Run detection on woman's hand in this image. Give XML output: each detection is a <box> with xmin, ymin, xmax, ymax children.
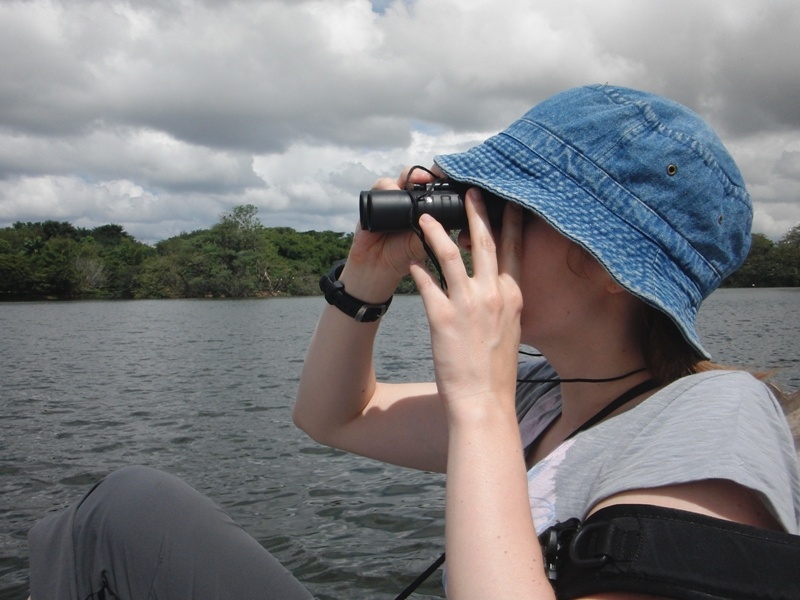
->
<box><xmin>340</xmin><ymin>166</ymin><xmax>436</xmax><ymax>300</ymax></box>
<box><xmin>409</xmin><ymin>188</ymin><xmax>525</xmax><ymax>421</ymax></box>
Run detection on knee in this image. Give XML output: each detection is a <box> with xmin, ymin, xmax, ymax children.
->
<box><xmin>76</xmin><ymin>466</ymin><xmax>214</xmax><ymax>545</ymax></box>
<box><xmin>98</xmin><ymin>465</ymin><xmax>178</xmax><ymax>500</ymax></box>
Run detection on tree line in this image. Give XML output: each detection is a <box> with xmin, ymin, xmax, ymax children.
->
<box><xmin>0</xmin><ymin>205</ymin><xmax>357</xmax><ymax>300</ymax></box>
<box><xmin>1</xmin><ymin>205</ymin><xmax>798</xmax><ymax>300</ymax></box>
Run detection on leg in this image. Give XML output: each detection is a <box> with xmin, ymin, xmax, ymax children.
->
<box><xmin>29</xmin><ymin>466</ymin><xmax>314</xmax><ymax>600</ymax></box>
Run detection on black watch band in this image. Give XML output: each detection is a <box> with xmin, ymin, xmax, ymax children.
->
<box><xmin>319</xmin><ymin>260</ymin><xmax>393</xmax><ymax>322</ymax></box>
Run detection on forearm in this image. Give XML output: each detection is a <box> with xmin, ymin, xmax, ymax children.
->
<box><xmin>444</xmin><ymin>402</ymin><xmax>554</xmax><ymax>600</ymax></box>
<box><xmin>293</xmin><ymin>262</ymin><xmax>399</xmax><ymax>443</ymax></box>
<box><xmin>293</xmin><ymin>308</ymin><xmax>379</xmax><ymax>442</ymax></box>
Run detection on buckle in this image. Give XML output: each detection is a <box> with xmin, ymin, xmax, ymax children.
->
<box><xmin>540</xmin><ymin>518</ymin><xmax>580</xmax><ymax>581</ymax></box>
<box><xmin>569</xmin><ymin>521</ymin><xmax>611</xmax><ymax>568</ymax></box>
<box><xmin>354</xmin><ymin>303</ymin><xmax>389</xmax><ymax>322</ymax></box>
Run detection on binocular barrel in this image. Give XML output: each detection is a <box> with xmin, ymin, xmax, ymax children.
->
<box><xmin>359</xmin><ymin>184</ymin><xmax>506</xmax><ymax>232</ymax></box>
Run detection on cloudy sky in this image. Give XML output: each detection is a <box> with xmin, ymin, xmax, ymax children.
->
<box><xmin>1</xmin><ymin>0</ymin><xmax>798</xmax><ymax>244</ymax></box>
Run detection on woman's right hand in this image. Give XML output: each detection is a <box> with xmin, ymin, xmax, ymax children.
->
<box><xmin>340</xmin><ymin>166</ymin><xmax>438</xmax><ymax>299</ymax></box>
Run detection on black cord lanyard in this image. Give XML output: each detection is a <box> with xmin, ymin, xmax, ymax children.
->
<box><xmin>565</xmin><ymin>377</ymin><xmax>657</xmax><ymax>439</ymax></box>
<box><xmin>393</xmin><ymin>377</ymin><xmax>659</xmax><ymax>600</ymax></box>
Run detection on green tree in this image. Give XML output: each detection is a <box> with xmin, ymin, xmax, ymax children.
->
<box><xmin>775</xmin><ymin>223</ymin><xmax>800</xmax><ymax>286</ymax></box>
<box><xmin>31</xmin><ymin>237</ymin><xmax>80</xmax><ymax>298</ymax></box>
<box><xmin>102</xmin><ymin>237</ymin><xmax>155</xmax><ymax>298</ymax></box>
<box><xmin>0</xmin><ymin>254</ymin><xmax>35</xmax><ymax>297</ymax></box>
<box><xmin>724</xmin><ymin>233</ymin><xmax>776</xmax><ymax>287</ymax></box>
<box><xmin>73</xmin><ymin>237</ymin><xmax>108</xmax><ymax>296</ymax></box>
<box><xmin>91</xmin><ymin>224</ymin><xmax>132</xmax><ymax>247</ymax></box>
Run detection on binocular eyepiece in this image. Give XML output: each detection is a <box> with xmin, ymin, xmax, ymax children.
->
<box><xmin>359</xmin><ymin>181</ymin><xmax>506</xmax><ymax>232</ymax></box>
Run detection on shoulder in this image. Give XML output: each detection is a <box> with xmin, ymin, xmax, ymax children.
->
<box><xmin>663</xmin><ymin>368</ymin><xmax>777</xmax><ymax>399</ymax></box>
<box><xmin>566</xmin><ymin>369</ymin><xmax>800</xmax><ymax>532</ymax></box>
<box><xmin>643</xmin><ymin>369</ymin><xmax>786</xmax><ymax>434</ymax></box>
<box><xmin>658</xmin><ymin>368</ymin><xmax>775</xmax><ymax>403</ymax></box>
<box><xmin>623</xmin><ymin>369</ymin><xmax>793</xmax><ymax>472</ymax></box>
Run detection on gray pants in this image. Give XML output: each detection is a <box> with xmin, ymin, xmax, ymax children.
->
<box><xmin>28</xmin><ymin>466</ymin><xmax>315</xmax><ymax>599</ymax></box>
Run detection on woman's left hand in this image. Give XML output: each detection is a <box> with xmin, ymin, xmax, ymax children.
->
<box><xmin>409</xmin><ymin>188</ymin><xmax>524</xmax><ymax>422</ymax></box>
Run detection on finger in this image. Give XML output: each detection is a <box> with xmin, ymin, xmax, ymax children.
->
<box><xmin>409</xmin><ymin>259</ymin><xmax>444</xmax><ymax>304</ymax></box>
<box><xmin>372</xmin><ymin>176</ymin><xmax>402</xmax><ymax>191</ymax></box>
<box><xmin>463</xmin><ymin>188</ymin><xmax>499</xmax><ymax>279</ymax></box>
<box><xmin>398</xmin><ymin>164</ymin><xmax>438</xmax><ymax>189</ymax></box>
<box><xmin>498</xmin><ymin>201</ymin><xmax>524</xmax><ymax>284</ymax></box>
<box><xmin>416</xmin><ymin>213</ymin><xmax>470</xmax><ymax>289</ymax></box>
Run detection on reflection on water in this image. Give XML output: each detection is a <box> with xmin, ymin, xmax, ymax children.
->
<box><xmin>1</xmin><ymin>289</ymin><xmax>798</xmax><ymax>599</ymax></box>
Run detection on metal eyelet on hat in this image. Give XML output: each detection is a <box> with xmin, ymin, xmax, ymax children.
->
<box><xmin>666</xmin><ymin>164</ymin><xmax>678</xmax><ymax>176</ymax></box>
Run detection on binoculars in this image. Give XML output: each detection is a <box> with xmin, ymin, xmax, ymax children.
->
<box><xmin>359</xmin><ymin>181</ymin><xmax>506</xmax><ymax>232</ymax></box>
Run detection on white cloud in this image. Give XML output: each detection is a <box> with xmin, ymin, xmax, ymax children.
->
<box><xmin>0</xmin><ymin>0</ymin><xmax>798</xmax><ymax>243</ymax></box>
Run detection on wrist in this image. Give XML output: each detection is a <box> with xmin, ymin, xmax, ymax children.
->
<box><xmin>337</xmin><ymin>261</ymin><xmax>403</xmax><ymax>304</ymax></box>
<box><xmin>445</xmin><ymin>390</ymin><xmax>519</xmax><ymax>430</ymax></box>
<box><xmin>320</xmin><ymin>260</ymin><xmax>394</xmax><ymax>323</ymax></box>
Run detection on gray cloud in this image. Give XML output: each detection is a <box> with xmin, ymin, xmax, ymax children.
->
<box><xmin>1</xmin><ymin>0</ymin><xmax>798</xmax><ymax>244</ymax></box>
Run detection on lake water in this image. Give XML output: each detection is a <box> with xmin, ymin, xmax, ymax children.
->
<box><xmin>1</xmin><ymin>289</ymin><xmax>799</xmax><ymax>599</ymax></box>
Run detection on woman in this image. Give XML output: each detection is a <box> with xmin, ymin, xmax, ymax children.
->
<box><xmin>294</xmin><ymin>84</ymin><xmax>800</xmax><ymax>598</ymax></box>
<box><xmin>28</xmin><ymin>85</ymin><xmax>800</xmax><ymax>599</ymax></box>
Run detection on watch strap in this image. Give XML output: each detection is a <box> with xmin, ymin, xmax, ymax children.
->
<box><xmin>319</xmin><ymin>260</ymin><xmax>393</xmax><ymax>322</ymax></box>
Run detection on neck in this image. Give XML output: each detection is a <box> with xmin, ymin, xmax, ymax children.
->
<box><xmin>536</xmin><ymin>342</ymin><xmax>652</xmax><ymax>427</ymax></box>
<box><xmin>568</xmin><ymin>366</ymin><xmax>654</xmax><ymax>427</ymax></box>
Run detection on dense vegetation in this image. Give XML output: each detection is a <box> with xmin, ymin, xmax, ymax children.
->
<box><xmin>0</xmin><ymin>205</ymin><xmax>357</xmax><ymax>300</ymax></box>
<box><xmin>1</xmin><ymin>205</ymin><xmax>798</xmax><ymax>300</ymax></box>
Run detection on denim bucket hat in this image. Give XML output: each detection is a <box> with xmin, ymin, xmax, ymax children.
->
<box><xmin>434</xmin><ymin>84</ymin><xmax>752</xmax><ymax>359</ymax></box>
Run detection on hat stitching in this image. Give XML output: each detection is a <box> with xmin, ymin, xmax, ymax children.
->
<box><xmin>435</xmin><ymin>128</ymin><xmax>712</xmax><ymax>304</ymax></box>
<box><xmin>584</xmin><ymin>90</ymin><xmax>747</xmax><ymax>281</ymax></box>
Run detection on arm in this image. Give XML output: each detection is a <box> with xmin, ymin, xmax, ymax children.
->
<box><xmin>410</xmin><ymin>192</ymin><xmax>556</xmax><ymax>598</ymax></box>
<box><xmin>293</xmin><ymin>285</ymin><xmax>448</xmax><ymax>472</ymax></box>
<box><xmin>293</xmin><ymin>168</ymin><xmax>450</xmax><ymax>473</ymax></box>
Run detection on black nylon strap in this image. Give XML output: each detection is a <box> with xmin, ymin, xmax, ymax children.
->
<box><xmin>319</xmin><ymin>260</ymin><xmax>393</xmax><ymax>322</ymax></box>
<box><xmin>553</xmin><ymin>503</ymin><xmax>800</xmax><ymax>600</ymax></box>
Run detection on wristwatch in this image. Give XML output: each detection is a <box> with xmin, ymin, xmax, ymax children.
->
<box><xmin>319</xmin><ymin>260</ymin><xmax>393</xmax><ymax>322</ymax></box>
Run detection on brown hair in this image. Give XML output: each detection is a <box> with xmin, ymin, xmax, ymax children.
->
<box><xmin>636</xmin><ymin>302</ymin><xmax>784</xmax><ymax>400</ymax></box>
<box><xmin>636</xmin><ymin>302</ymin><xmax>705</xmax><ymax>385</ymax></box>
